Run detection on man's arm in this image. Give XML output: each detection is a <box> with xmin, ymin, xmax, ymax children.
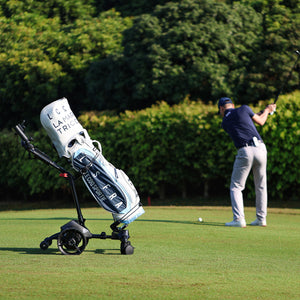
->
<box><xmin>252</xmin><ymin>104</ymin><xmax>276</xmax><ymax>126</ymax></box>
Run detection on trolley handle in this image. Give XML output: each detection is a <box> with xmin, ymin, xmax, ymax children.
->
<box><xmin>14</xmin><ymin>122</ymin><xmax>34</xmax><ymax>150</ymax></box>
<box><xmin>14</xmin><ymin>122</ymin><xmax>84</xmax><ymax>224</ymax></box>
<box><xmin>14</xmin><ymin>122</ymin><xmax>70</xmax><ymax>174</ymax></box>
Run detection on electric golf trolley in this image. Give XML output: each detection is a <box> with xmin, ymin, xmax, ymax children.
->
<box><xmin>14</xmin><ymin>98</ymin><xmax>145</xmax><ymax>255</ymax></box>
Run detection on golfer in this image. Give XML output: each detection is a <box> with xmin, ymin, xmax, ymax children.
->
<box><xmin>218</xmin><ymin>97</ymin><xmax>276</xmax><ymax>227</ymax></box>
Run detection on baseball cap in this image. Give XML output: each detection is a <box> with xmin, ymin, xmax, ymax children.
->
<box><xmin>217</xmin><ymin>97</ymin><xmax>233</xmax><ymax>114</ymax></box>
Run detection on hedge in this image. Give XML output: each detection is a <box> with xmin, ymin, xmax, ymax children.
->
<box><xmin>1</xmin><ymin>91</ymin><xmax>299</xmax><ymax>203</ymax></box>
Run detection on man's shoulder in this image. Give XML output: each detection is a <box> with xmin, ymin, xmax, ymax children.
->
<box><xmin>238</xmin><ymin>104</ymin><xmax>250</xmax><ymax>110</ymax></box>
<box><xmin>226</xmin><ymin>105</ymin><xmax>250</xmax><ymax>115</ymax></box>
<box><xmin>238</xmin><ymin>105</ymin><xmax>254</xmax><ymax>114</ymax></box>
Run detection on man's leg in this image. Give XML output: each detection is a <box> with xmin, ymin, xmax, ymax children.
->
<box><xmin>230</xmin><ymin>148</ymin><xmax>253</xmax><ymax>221</ymax></box>
<box><xmin>252</xmin><ymin>144</ymin><xmax>268</xmax><ymax>222</ymax></box>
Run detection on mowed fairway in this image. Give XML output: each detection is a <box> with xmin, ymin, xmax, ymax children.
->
<box><xmin>0</xmin><ymin>206</ymin><xmax>299</xmax><ymax>299</ymax></box>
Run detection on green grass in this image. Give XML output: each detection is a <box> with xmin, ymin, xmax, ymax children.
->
<box><xmin>0</xmin><ymin>206</ymin><xmax>299</xmax><ymax>299</ymax></box>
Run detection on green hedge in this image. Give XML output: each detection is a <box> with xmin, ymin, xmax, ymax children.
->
<box><xmin>259</xmin><ymin>91</ymin><xmax>300</xmax><ymax>200</ymax></box>
<box><xmin>1</xmin><ymin>91</ymin><xmax>299</xmax><ymax>202</ymax></box>
<box><xmin>79</xmin><ymin>100</ymin><xmax>233</xmax><ymax>199</ymax></box>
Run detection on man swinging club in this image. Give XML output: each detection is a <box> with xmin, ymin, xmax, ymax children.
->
<box><xmin>218</xmin><ymin>97</ymin><xmax>276</xmax><ymax>227</ymax></box>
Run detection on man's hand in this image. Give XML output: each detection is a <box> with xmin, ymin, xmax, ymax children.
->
<box><xmin>253</xmin><ymin>103</ymin><xmax>277</xmax><ymax>126</ymax></box>
<box><xmin>266</xmin><ymin>103</ymin><xmax>276</xmax><ymax>115</ymax></box>
<box><xmin>257</xmin><ymin>104</ymin><xmax>276</xmax><ymax>116</ymax></box>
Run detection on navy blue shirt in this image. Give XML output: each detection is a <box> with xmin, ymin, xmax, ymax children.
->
<box><xmin>221</xmin><ymin>105</ymin><xmax>262</xmax><ymax>149</ymax></box>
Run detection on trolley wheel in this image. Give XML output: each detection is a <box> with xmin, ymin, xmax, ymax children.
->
<box><xmin>57</xmin><ymin>228</ymin><xmax>87</xmax><ymax>255</ymax></box>
<box><xmin>40</xmin><ymin>241</ymin><xmax>49</xmax><ymax>250</ymax></box>
<box><xmin>40</xmin><ymin>239</ymin><xmax>52</xmax><ymax>250</ymax></box>
<box><xmin>120</xmin><ymin>241</ymin><xmax>134</xmax><ymax>255</ymax></box>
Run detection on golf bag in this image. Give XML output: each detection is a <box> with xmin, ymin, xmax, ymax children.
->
<box><xmin>40</xmin><ymin>98</ymin><xmax>144</xmax><ymax>225</ymax></box>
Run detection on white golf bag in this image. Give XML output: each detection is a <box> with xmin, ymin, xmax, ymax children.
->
<box><xmin>40</xmin><ymin>98</ymin><xmax>144</xmax><ymax>225</ymax></box>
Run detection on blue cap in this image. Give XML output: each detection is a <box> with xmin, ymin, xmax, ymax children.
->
<box><xmin>218</xmin><ymin>97</ymin><xmax>233</xmax><ymax>113</ymax></box>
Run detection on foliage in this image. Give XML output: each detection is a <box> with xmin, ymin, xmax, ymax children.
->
<box><xmin>79</xmin><ymin>99</ymin><xmax>231</xmax><ymax>198</ymax></box>
<box><xmin>235</xmin><ymin>0</ymin><xmax>300</xmax><ymax>102</ymax></box>
<box><xmin>87</xmin><ymin>0</ymin><xmax>261</xmax><ymax>110</ymax></box>
<box><xmin>2</xmin><ymin>91</ymin><xmax>299</xmax><ymax>202</ymax></box>
<box><xmin>260</xmin><ymin>90</ymin><xmax>300</xmax><ymax>200</ymax></box>
<box><xmin>86</xmin><ymin>0</ymin><xmax>299</xmax><ymax>111</ymax></box>
<box><xmin>0</xmin><ymin>127</ymin><xmax>70</xmax><ymax>199</ymax></box>
<box><xmin>0</xmin><ymin>0</ymin><xmax>97</xmax><ymax>21</ymax></box>
<box><xmin>0</xmin><ymin>1</ymin><xmax>299</xmax><ymax>202</ymax></box>
<box><xmin>94</xmin><ymin>0</ymin><xmax>173</xmax><ymax>17</ymax></box>
<box><xmin>0</xmin><ymin>7</ymin><xmax>132</xmax><ymax>129</ymax></box>
<box><xmin>1</xmin><ymin>0</ymin><xmax>299</xmax><ymax>129</ymax></box>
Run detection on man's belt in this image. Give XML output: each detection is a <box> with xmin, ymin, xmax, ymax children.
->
<box><xmin>238</xmin><ymin>139</ymin><xmax>264</xmax><ymax>149</ymax></box>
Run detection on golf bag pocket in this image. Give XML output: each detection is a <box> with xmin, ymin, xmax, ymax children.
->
<box><xmin>72</xmin><ymin>148</ymin><xmax>144</xmax><ymax>224</ymax></box>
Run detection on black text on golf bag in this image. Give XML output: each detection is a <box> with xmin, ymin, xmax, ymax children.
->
<box><xmin>73</xmin><ymin>152</ymin><xmax>127</xmax><ymax>213</ymax></box>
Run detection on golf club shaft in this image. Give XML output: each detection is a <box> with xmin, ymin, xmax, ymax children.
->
<box><xmin>274</xmin><ymin>50</ymin><xmax>300</xmax><ymax>104</ymax></box>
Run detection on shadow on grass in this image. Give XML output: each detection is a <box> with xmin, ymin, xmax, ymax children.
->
<box><xmin>0</xmin><ymin>247</ymin><xmax>58</xmax><ymax>255</ymax></box>
<box><xmin>0</xmin><ymin>246</ymin><xmax>126</xmax><ymax>256</ymax></box>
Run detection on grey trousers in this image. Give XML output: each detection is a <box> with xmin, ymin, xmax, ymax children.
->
<box><xmin>230</xmin><ymin>143</ymin><xmax>267</xmax><ymax>221</ymax></box>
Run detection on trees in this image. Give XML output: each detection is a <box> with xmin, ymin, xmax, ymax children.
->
<box><xmin>235</xmin><ymin>0</ymin><xmax>300</xmax><ymax>103</ymax></box>
<box><xmin>0</xmin><ymin>0</ymin><xmax>299</xmax><ymax>202</ymax></box>
<box><xmin>87</xmin><ymin>0</ymin><xmax>299</xmax><ymax>111</ymax></box>
<box><xmin>0</xmin><ymin>0</ymin><xmax>299</xmax><ymax>128</ymax></box>
<box><xmin>0</xmin><ymin>6</ymin><xmax>132</xmax><ymax>129</ymax></box>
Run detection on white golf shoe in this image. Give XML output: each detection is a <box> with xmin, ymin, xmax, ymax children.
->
<box><xmin>225</xmin><ymin>219</ymin><xmax>246</xmax><ymax>228</ymax></box>
<box><xmin>250</xmin><ymin>219</ymin><xmax>267</xmax><ymax>227</ymax></box>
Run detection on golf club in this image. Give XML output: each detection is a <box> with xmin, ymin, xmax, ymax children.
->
<box><xmin>269</xmin><ymin>50</ymin><xmax>299</xmax><ymax>115</ymax></box>
<box><xmin>274</xmin><ymin>50</ymin><xmax>300</xmax><ymax>104</ymax></box>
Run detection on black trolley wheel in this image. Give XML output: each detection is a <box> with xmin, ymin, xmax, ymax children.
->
<box><xmin>40</xmin><ymin>238</ymin><xmax>52</xmax><ymax>250</ymax></box>
<box><xmin>120</xmin><ymin>241</ymin><xmax>134</xmax><ymax>255</ymax></box>
<box><xmin>57</xmin><ymin>228</ymin><xmax>87</xmax><ymax>255</ymax></box>
<box><xmin>40</xmin><ymin>241</ymin><xmax>49</xmax><ymax>250</ymax></box>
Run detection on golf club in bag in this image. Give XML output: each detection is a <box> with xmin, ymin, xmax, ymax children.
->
<box><xmin>14</xmin><ymin>98</ymin><xmax>145</xmax><ymax>255</ymax></box>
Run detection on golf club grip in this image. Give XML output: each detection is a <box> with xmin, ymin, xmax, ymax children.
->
<box><xmin>269</xmin><ymin>108</ymin><xmax>276</xmax><ymax>115</ymax></box>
